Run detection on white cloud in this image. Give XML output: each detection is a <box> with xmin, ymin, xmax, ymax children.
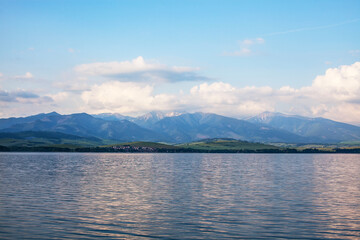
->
<box><xmin>76</xmin><ymin>56</ymin><xmax>161</xmax><ymax>75</ymax></box>
<box><xmin>190</xmin><ymin>82</ymin><xmax>237</xmax><ymax>104</ymax></box>
<box><xmin>75</xmin><ymin>56</ymin><xmax>206</xmax><ymax>82</ymax></box>
<box><xmin>194</xmin><ymin>61</ymin><xmax>360</xmax><ymax>122</ymax></box>
<box><xmin>81</xmin><ymin>81</ymin><xmax>177</xmax><ymax>114</ymax></box>
<box><xmin>295</xmin><ymin>62</ymin><xmax>360</xmax><ymax>122</ymax></box>
<box><xmin>76</xmin><ymin>61</ymin><xmax>360</xmax><ymax>123</ymax></box>
<box><xmin>0</xmin><ymin>72</ymin><xmax>3</xmax><ymax>78</ymax></box>
<box><xmin>225</xmin><ymin>37</ymin><xmax>265</xmax><ymax>57</ymax></box>
<box><xmin>2</xmin><ymin>61</ymin><xmax>360</xmax><ymax>124</ymax></box>
<box><xmin>79</xmin><ymin>80</ymin><xmax>276</xmax><ymax>117</ymax></box>
<box><xmin>186</xmin><ymin>62</ymin><xmax>360</xmax><ymax>122</ymax></box>
<box><xmin>14</xmin><ymin>72</ymin><xmax>34</xmax><ymax>79</ymax></box>
<box><xmin>301</xmin><ymin>62</ymin><xmax>360</xmax><ymax>102</ymax></box>
<box><xmin>188</xmin><ymin>82</ymin><xmax>275</xmax><ymax>116</ymax></box>
<box><xmin>51</xmin><ymin>92</ymin><xmax>70</xmax><ymax>102</ymax></box>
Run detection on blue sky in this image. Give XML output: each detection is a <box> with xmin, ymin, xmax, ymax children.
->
<box><xmin>1</xmin><ymin>0</ymin><xmax>360</xmax><ymax>123</ymax></box>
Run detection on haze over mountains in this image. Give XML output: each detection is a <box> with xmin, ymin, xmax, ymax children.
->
<box><xmin>0</xmin><ymin>112</ymin><xmax>166</xmax><ymax>142</ymax></box>
<box><xmin>1</xmin><ymin>111</ymin><xmax>360</xmax><ymax>144</ymax></box>
<box><xmin>248</xmin><ymin>112</ymin><xmax>360</xmax><ymax>143</ymax></box>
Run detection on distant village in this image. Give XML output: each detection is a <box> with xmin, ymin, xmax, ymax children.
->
<box><xmin>111</xmin><ymin>145</ymin><xmax>158</xmax><ymax>152</ymax></box>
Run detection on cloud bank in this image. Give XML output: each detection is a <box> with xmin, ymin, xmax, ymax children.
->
<box><xmin>2</xmin><ymin>60</ymin><xmax>360</xmax><ymax>124</ymax></box>
<box><xmin>79</xmin><ymin>61</ymin><xmax>360</xmax><ymax>123</ymax></box>
<box><xmin>0</xmin><ymin>89</ymin><xmax>52</xmax><ymax>107</ymax></box>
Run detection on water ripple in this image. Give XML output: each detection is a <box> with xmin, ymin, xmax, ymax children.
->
<box><xmin>0</xmin><ymin>153</ymin><xmax>360</xmax><ymax>239</ymax></box>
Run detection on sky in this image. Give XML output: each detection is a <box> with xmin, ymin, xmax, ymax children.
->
<box><xmin>0</xmin><ymin>0</ymin><xmax>360</xmax><ymax>123</ymax></box>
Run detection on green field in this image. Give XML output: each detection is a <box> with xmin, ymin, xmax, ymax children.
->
<box><xmin>179</xmin><ymin>138</ymin><xmax>280</xmax><ymax>151</ymax></box>
<box><xmin>1</xmin><ymin>132</ymin><xmax>359</xmax><ymax>153</ymax></box>
<box><xmin>0</xmin><ymin>131</ymin><xmax>116</xmax><ymax>149</ymax></box>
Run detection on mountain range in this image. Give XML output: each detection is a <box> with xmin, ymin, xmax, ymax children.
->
<box><xmin>0</xmin><ymin>112</ymin><xmax>166</xmax><ymax>142</ymax></box>
<box><xmin>248</xmin><ymin>112</ymin><xmax>360</xmax><ymax>143</ymax></box>
<box><xmin>1</xmin><ymin>111</ymin><xmax>360</xmax><ymax>144</ymax></box>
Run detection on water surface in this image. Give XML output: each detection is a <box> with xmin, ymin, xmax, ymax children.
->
<box><xmin>0</xmin><ymin>153</ymin><xmax>359</xmax><ymax>239</ymax></box>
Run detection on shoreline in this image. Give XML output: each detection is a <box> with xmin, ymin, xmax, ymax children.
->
<box><xmin>1</xmin><ymin>147</ymin><xmax>359</xmax><ymax>154</ymax></box>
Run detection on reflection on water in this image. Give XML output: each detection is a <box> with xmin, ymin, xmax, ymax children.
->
<box><xmin>0</xmin><ymin>153</ymin><xmax>359</xmax><ymax>239</ymax></box>
<box><xmin>312</xmin><ymin>155</ymin><xmax>360</xmax><ymax>239</ymax></box>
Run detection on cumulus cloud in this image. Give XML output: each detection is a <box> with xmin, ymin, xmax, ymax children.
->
<box><xmin>75</xmin><ymin>56</ymin><xmax>207</xmax><ymax>82</ymax></box>
<box><xmin>75</xmin><ymin>61</ymin><xmax>360</xmax><ymax>123</ymax></box>
<box><xmin>78</xmin><ymin>80</ymin><xmax>276</xmax><ymax>117</ymax></box>
<box><xmin>188</xmin><ymin>82</ymin><xmax>275</xmax><ymax>116</ymax></box>
<box><xmin>296</xmin><ymin>62</ymin><xmax>360</xmax><ymax>121</ymax></box>
<box><xmin>3</xmin><ymin>61</ymin><xmax>360</xmax><ymax>124</ymax></box>
<box><xmin>81</xmin><ymin>81</ymin><xmax>177</xmax><ymax>114</ymax></box>
<box><xmin>186</xmin><ymin>62</ymin><xmax>360</xmax><ymax>122</ymax></box>
<box><xmin>14</xmin><ymin>72</ymin><xmax>34</xmax><ymax>79</ymax></box>
<box><xmin>302</xmin><ymin>62</ymin><xmax>360</xmax><ymax>102</ymax></box>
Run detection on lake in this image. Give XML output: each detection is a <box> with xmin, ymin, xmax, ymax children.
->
<box><xmin>0</xmin><ymin>153</ymin><xmax>359</xmax><ymax>239</ymax></box>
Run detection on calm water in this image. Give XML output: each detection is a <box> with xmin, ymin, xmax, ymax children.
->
<box><xmin>0</xmin><ymin>153</ymin><xmax>359</xmax><ymax>239</ymax></box>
